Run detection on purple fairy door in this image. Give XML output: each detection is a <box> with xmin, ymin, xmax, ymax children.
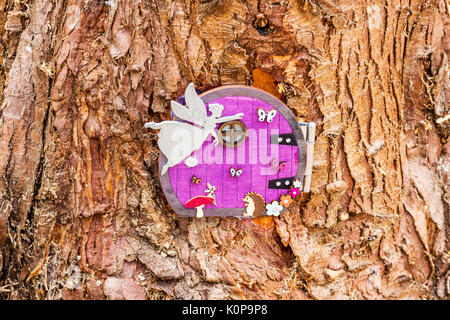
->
<box><xmin>159</xmin><ymin>86</ymin><xmax>306</xmax><ymax>218</ymax></box>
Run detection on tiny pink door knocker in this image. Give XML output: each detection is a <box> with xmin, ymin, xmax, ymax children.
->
<box><xmin>145</xmin><ymin>83</ymin><xmax>316</xmax><ymax>218</ymax></box>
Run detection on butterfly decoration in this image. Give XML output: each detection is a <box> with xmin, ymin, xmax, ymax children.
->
<box><xmin>271</xmin><ymin>158</ymin><xmax>287</xmax><ymax>173</ymax></box>
<box><xmin>230</xmin><ymin>167</ymin><xmax>243</xmax><ymax>177</ymax></box>
<box><xmin>258</xmin><ymin>107</ymin><xmax>277</xmax><ymax>123</ymax></box>
<box><xmin>191</xmin><ymin>175</ymin><xmax>202</xmax><ymax>184</ymax></box>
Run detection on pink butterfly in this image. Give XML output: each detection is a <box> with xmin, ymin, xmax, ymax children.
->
<box><xmin>271</xmin><ymin>158</ymin><xmax>287</xmax><ymax>173</ymax></box>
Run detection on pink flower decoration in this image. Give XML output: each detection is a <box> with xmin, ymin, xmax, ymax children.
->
<box><xmin>289</xmin><ymin>187</ymin><xmax>301</xmax><ymax>198</ymax></box>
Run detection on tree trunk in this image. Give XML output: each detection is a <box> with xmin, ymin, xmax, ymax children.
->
<box><xmin>0</xmin><ymin>0</ymin><xmax>448</xmax><ymax>300</ymax></box>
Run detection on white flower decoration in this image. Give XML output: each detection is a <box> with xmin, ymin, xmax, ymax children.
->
<box><xmin>184</xmin><ymin>157</ymin><xmax>198</xmax><ymax>168</ymax></box>
<box><xmin>266</xmin><ymin>201</ymin><xmax>283</xmax><ymax>216</ymax></box>
<box><xmin>293</xmin><ymin>179</ymin><xmax>303</xmax><ymax>189</ymax></box>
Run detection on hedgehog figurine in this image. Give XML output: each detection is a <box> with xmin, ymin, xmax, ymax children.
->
<box><xmin>242</xmin><ymin>192</ymin><xmax>265</xmax><ymax>217</ymax></box>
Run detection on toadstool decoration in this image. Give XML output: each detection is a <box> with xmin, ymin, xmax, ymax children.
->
<box><xmin>185</xmin><ymin>196</ymin><xmax>214</xmax><ymax>218</ymax></box>
<box><xmin>184</xmin><ymin>182</ymin><xmax>216</xmax><ymax>218</ymax></box>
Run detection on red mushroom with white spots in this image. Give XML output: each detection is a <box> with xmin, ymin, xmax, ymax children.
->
<box><xmin>185</xmin><ymin>196</ymin><xmax>215</xmax><ymax>218</ymax></box>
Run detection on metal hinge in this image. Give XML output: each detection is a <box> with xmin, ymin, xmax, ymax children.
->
<box><xmin>299</xmin><ymin>122</ymin><xmax>316</xmax><ymax>193</ymax></box>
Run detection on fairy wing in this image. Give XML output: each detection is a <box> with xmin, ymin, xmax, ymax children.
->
<box><xmin>184</xmin><ymin>82</ymin><xmax>207</xmax><ymax>122</ymax></box>
<box><xmin>171</xmin><ymin>101</ymin><xmax>204</xmax><ymax>126</ymax></box>
<box><xmin>170</xmin><ymin>83</ymin><xmax>207</xmax><ymax>126</ymax></box>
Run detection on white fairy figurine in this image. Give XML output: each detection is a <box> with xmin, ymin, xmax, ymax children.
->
<box><xmin>144</xmin><ymin>83</ymin><xmax>244</xmax><ymax>175</ymax></box>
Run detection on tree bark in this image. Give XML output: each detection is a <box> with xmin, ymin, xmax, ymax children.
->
<box><xmin>0</xmin><ymin>0</ymin><xmax>448</xmax><ymax>300</ymax></box>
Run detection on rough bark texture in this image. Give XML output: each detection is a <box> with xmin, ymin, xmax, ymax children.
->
<box><xmin>0</xmin><ymin>0</ymin><xmax>448</xmax><ymax>300</ymax></box>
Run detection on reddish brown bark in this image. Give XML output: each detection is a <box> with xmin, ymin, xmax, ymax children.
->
<box><xmin>0</xmin><ymin>0</ymin><xmax>448</xmax><ymax>299</ymax></box>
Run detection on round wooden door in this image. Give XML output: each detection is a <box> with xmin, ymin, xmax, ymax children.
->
<box><xmin>159</xmin><ymin>86</ymin><xmax>307</xmax><ymax>217</ymax></box>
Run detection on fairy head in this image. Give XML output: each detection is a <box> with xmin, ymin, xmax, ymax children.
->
<box><xmin>208</xmin><ymin>103</ymin><xmax>224</xmax><ymax>119</ymax></box>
